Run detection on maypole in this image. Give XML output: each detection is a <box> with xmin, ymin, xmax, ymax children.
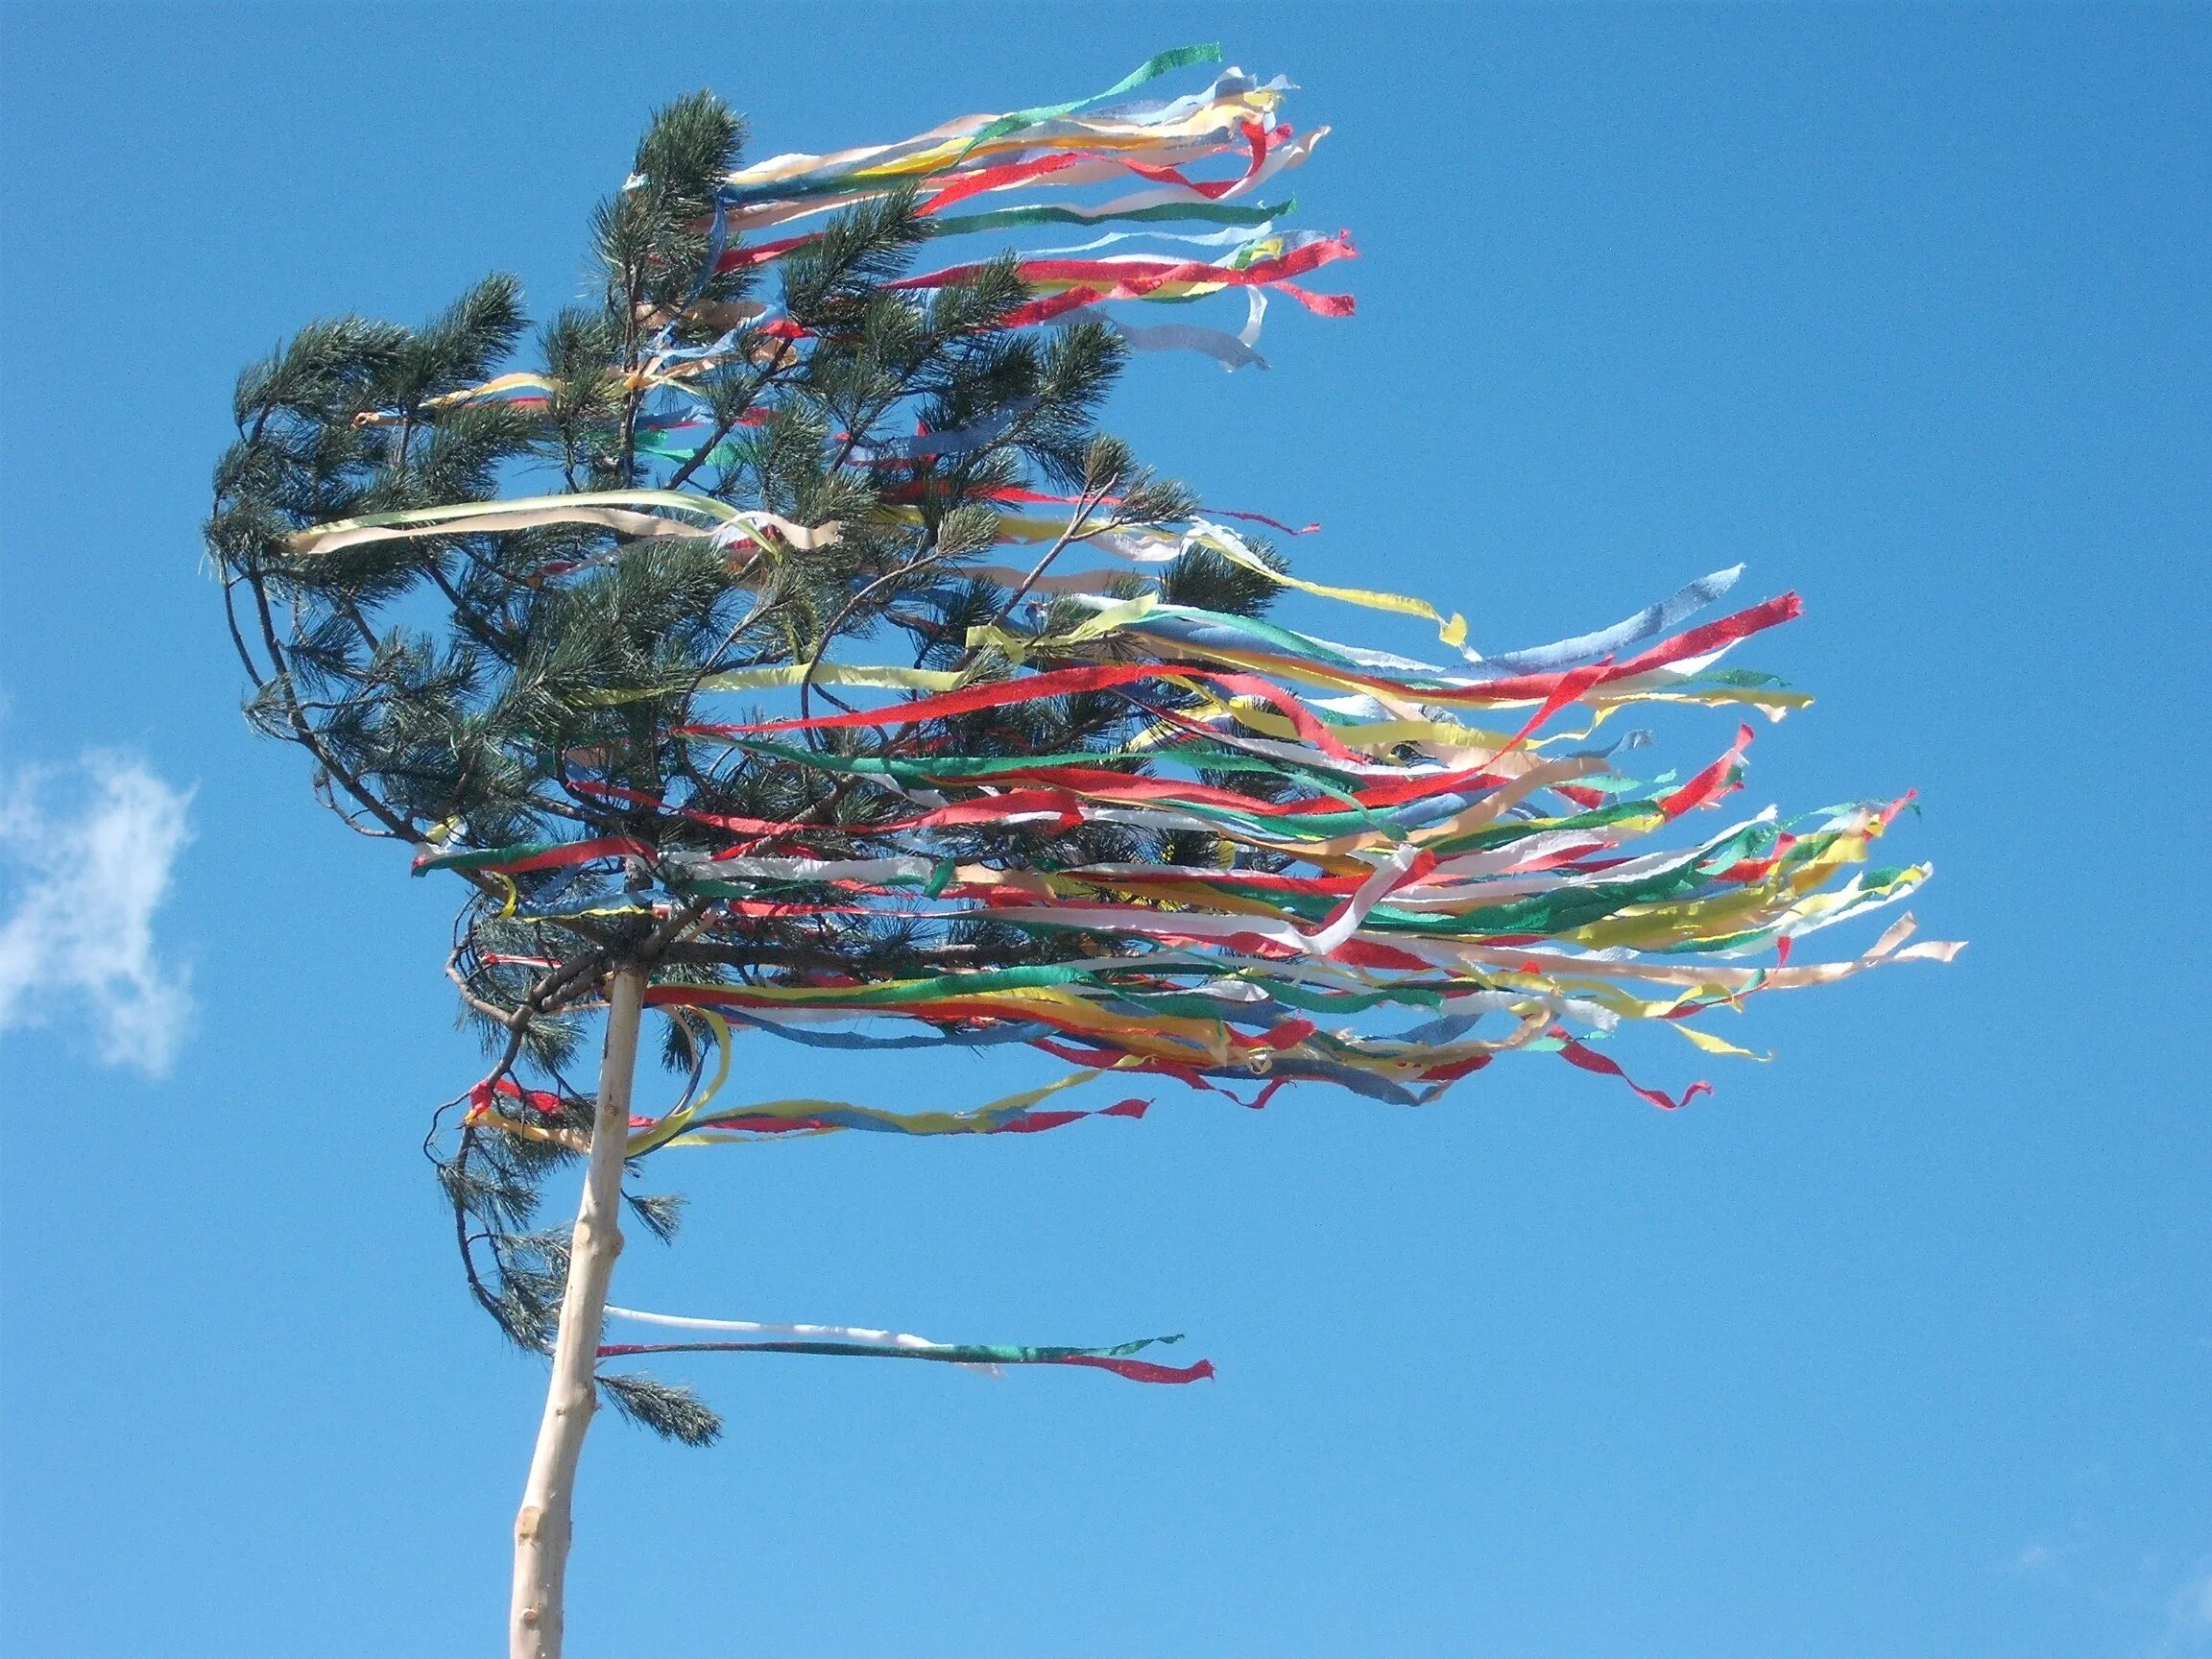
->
<box><xmin>209</xmin><ymin>48</ymin><xmax>1959</xmax><ymax>1656</ymax></box>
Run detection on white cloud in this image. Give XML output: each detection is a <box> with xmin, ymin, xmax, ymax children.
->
<box><xmin>0</xmin><ymin>751</ymin><xmax>195</xmax><ymax>1075</ymax></box>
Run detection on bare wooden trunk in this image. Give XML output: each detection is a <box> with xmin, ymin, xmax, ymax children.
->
<box><xmin>510</xmin><ymin>965</ymin><xmax>643</xmax><ymax>1659</ymax></box>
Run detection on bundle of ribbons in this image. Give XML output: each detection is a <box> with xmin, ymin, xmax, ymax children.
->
<box><xmin>419</xmin><ymin>534</ymin><xmax>1958</xmax><ymax>1133</ymax></box>
<box><xmin>373</xmin><ymin>40</ymin><xmax>1347</xmax><ymax>451</ymax></box>
<box><xmin>704</xmin><ymin>41</ymin><xmax>1347</xmax><ymax>369</ymax></box>
<box><xmin>323</xmin><ymin>51</ymin><xmax>1957</xmax><ymax>1385</ymax></box>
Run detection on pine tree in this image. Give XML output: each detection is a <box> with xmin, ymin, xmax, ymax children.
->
<box><xmin>209</xmin><ymin>59</ymin><xmax>1952</xmax><ymax>1658</ymax></box>
<box><xmin>209</xmin><ymin>84</ymin><xmax>1282</xmax><ymax>1656</ymax></box>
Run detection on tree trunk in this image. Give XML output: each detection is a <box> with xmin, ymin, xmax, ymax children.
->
<box><xmin>510</xmin><ymin>965</ymin><xmax>644</xmax><ymax>1659</ymax></box>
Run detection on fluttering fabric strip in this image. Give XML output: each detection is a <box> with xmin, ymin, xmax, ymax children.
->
<box><xmin>599</xmin><ymin>1308</ymin><xmax>1214</xmax><ymax>1384</ymax></box>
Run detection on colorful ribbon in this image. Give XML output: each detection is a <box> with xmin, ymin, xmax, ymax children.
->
<box><xmin>376</xmin><ymin>53</ymin><xmax>1960</xmax><ymax>1396</ymax></box>
<box><xmin>600</xmin><ymin>1309</ymin><xmax>1213</xmax><ymax>1385</ymax></box>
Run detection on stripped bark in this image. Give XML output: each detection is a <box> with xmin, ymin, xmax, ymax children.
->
<box><xmin>510</xmin><ymin>966</ymin><xmax>643</xmax><ymax>1659</ymax></box>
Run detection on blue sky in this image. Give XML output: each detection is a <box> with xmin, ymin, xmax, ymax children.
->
<box><xmin>2</xmin><ymin>6</ymin><xmax>2206</xmax><ymax>1655</ymax></box>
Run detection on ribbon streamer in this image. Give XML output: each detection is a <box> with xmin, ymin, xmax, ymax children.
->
<box><xmin>600</xmin><ymin>1308</ymin><xmax>1213</xmax><ymax>1384</ymax></box>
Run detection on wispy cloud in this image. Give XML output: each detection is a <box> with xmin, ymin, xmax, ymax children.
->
<box><xmin>0</xmin><ymin>751</ymin><xmax>195</xmax><ymax>1075</ymax></box>
<box><xmin>2149</xmin><ymin>1555</ymin><xmax>2212</xmax><ymax>1658</ymax></box>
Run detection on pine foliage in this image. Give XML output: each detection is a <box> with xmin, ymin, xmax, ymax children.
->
<box><xmin>211</xmin><ymin>92</ymin><xmax>1288</xmax><ymax>1443</ymax></box>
